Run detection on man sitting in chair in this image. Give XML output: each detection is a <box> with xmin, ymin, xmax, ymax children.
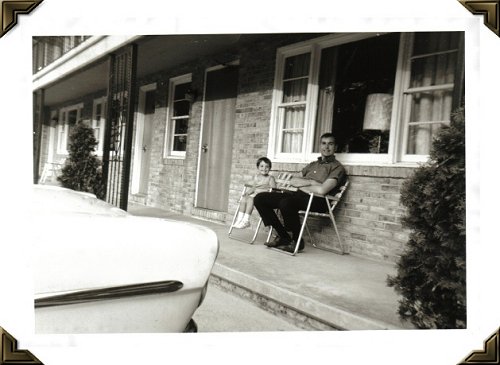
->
<box><xmin>254</xmin><ymin>133</ymin><xmax>346</xmax><ymax>253</ymax></box>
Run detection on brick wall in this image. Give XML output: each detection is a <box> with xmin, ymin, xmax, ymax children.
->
<box><xmin>334</xmin><ymin>166</ymin><xmax>413</xmax><ymax>262</ymax></box>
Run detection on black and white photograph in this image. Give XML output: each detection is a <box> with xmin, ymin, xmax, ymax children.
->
<box><xmin>0</xmin><ymin>0</ymin><xmax>497</xmax><ymax>364</ymax></box>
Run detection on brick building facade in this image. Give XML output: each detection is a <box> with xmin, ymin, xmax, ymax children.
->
<box><xmin>34</xmin><ymin>32</ymin><xmax>464</xmax><ymax>263</ymax></box>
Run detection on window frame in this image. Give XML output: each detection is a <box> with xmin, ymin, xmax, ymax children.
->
<box><xmin>92</xmin><ymin>96</ymin><xmax>107</xmax><ymax>155</ymax></box>
<box><xmin>397</xmin><ymin>32</ymin><xmax>462</xmax><ymax>163</ymax></box>
<box><xmin>56</xmin><ymin>103</ymin><xmax>83</xmax><ymax>155</ymax></box>
<box><xmin>268</xmin><ymin>32</ymin><xmax>464</xmax><ymax>165</ymax></box>
<box><xmin>163</xmin><ymin>73</ymin><xmax>192</xmax><ymax>159</ymax></box>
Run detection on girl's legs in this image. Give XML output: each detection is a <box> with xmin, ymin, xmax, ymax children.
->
<box><xmin>244</xmin><ymin>197</ymin><xmax>254</xmax><ymax>215</ymax></box>
<box><xmin>234</xmin><ymin>197</ymin><xmax>253</xmax><ymax>228</ymax></box>
<box><xmin>233</xmin><ymin>199</ymin><xmax>247</xmax><ymax>226</ymax></box>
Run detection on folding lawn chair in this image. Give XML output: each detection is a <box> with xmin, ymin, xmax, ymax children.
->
<box><xmin>267</xmin><ymin>179</ymin><xmax>349</xmax><ymax>256</ymax></box>
<box><xmin>39</xmin><ymin>159</ymin><xmax>66</xmax><ymax>184</ymax></box>
<box><xmin>228</xmin><ymin>172</ymin><xmax>293</xmax><ymax>244</ymax></box>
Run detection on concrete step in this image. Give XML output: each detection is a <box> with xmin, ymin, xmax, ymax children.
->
<box><xmin>211</xmin><ymin>262</ymin><xmax>400</xmax><ymax>331</ymax></box>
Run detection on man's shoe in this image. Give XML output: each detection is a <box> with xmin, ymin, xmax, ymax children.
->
<box><xmin>265</xmin><ymin>236</ymin><xmax>291</xmax><ymax>248</ymax></box>
<box><xmin>280</xmin><ymin>240</ymin><xmax>305</xmax><ymax>253</ymax></box>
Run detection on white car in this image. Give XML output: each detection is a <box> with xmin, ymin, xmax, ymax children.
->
<box><xmin>32</xmin><ymin>185</ymin><xmax>219</xmax><ymax>333</ymax></box>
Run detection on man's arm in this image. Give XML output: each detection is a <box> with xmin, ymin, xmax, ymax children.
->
<box><xmin>289</xmin><ymin>176</ymin><xmax>315</xmax><ymax>187</ymax></box>
<box><xmin>299</xmin><ymin>178</ymin><xmax>338</xmax><ymax>196</ymax></box>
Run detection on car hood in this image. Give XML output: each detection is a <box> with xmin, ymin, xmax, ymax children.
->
<box><xmin>32</xmin><ymin>185</ymin><xmax>219</xmax><ymax>296</ymax></box>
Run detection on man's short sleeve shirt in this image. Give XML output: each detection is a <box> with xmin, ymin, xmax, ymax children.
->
<box><xmin>301</xmin><ymin>155</ymin><xmax>346</xmax><ymax>184</ymax></box>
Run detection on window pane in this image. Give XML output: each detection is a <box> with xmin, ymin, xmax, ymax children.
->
<box><xmin>406</xmin><ymin>90</ymin><xmax>452</xmax><ymax>154</ymax></box>
<box><xmin>322</xmin><ymin>33</ymin><xmax>400</xmax><ymax>153</ymax></box>
<box><xmin>412</xmin><ymin>32</ymin><xmax>460</xmax><ymax>56</ymax></box>
<box><xmin>93</xmin><ymin>127</ymin><xmax>100</xmax><ymax>142</ymax></box>
<box><xmin>173</xmin><ymin>135</ymin><xmax>187</xmax><ymax>152</ymax></box>
<box><xmin>284</xmin><ymin>53</ymin><xmax>310</xmax><ymax>79</ymax></box>
<box><xmin>174</xmin><ymin>82</ymin><xmax>191</xmax><ymax>100</ymax></box>
<box><xmin>281</xmin><ymin>131</ymin><xmax>303</xmax><ymax>153</ymax></box>
<box><xmin>174</xmin><ymin>118</ymin><xmax>189</xmax><ymax>134</ymax></box>
<box><xmin>173</xmin><ymin>100</ymin><xmax>190</xmax><ymax>117</ymax></box>
<box><xmin>283</xmin><ymin>79</ymin><xmax>308</xmax><ymax>103</ymax></box>
<box><xmin>66</xmin><ymin>110</ymin><xmax>79</xmax><ymax>149</ymax></box>
<box><xmin>410</xmin><ymin>53</ymin><xmax>457</xmax><ymax>88</ymax></box>
<box><xmin>280</xmin><ymin>105</ymin><xmax>305</xmax><ymax>153</ymax></box>
<box><xmin>405</xmin><ymin>32</ymin><xmax>461</xmax><ymax>156</ymax></box>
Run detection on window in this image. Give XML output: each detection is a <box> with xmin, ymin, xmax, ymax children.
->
<box><xmin>57</xmin><ymin>103</ymin><xmax>83</xmax><ymax>154</ymax></box>
<box><xmin>278</xmin><ymin>52</ymin><xmax>310</xmax><ymax>154</ymax></box>
<box><xmin>269</xmin><ymin>32</ymin><xmax>464</xmax><ymax>164</ymax></box>
<box><xmin>164</xmin><ymin>74</ymin><xmax>192</xmax><ymax>158</ymax></box>
<box><xmin>400</xmin><ymin>32</ymin><xmax>463</xmax><ymax>161</ymax></box>
<box><xmin>92</xmin><ymin>97</ymin><xmax>107</xmax><ymax>154</ymax></box>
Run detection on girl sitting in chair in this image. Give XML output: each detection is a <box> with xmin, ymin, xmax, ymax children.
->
<box><xmin>233</xmin><ymin>157</ymin><xmax>276</xmax><ymax>229</ymax></box>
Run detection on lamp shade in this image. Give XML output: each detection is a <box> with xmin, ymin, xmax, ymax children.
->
<box><xmin>362</xmin><ymin>93</ymin><xmax>393</xmax><ymax>131</ymax></box>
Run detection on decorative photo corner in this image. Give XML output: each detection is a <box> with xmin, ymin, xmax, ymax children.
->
<box><xmin>0</xmin><ymin>0</ymin><xmax>43</xmax><ymax>39</ymax></box>
<box><xmin>458</xmin><ymin>328</ymin><xmax>500</xmax><ymax>364</ymax></box>
<box><xmin>0</xmin><ymin>327</ymin><xmax>43</xmax><ymax>365</ymax></box>
<box><xmin>459</xmin><ymin>0</ymin><xmax>500</xmax><ymax>37</ymax></box>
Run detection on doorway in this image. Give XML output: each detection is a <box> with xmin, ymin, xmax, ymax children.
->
<box><xmin>196</xmin><ymin>65</ymin><xmax>239</xmax><ymax>212</ymax></box>
<box><xmin>131</xmin><ymin>84</ymin><xmax>156</xmax><ymax>195</ymax></box>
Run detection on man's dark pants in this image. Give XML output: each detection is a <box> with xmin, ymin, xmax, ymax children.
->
<box><xmin>254</xmin><ymin>190</ymin><xmax>328</xmax><ymax>243</ymax></box>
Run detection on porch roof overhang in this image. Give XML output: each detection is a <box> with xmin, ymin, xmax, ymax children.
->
<box><xmin>33</xmin><ymin>34</ymin><xmax>242</xmax><ymax>107</ymax></box>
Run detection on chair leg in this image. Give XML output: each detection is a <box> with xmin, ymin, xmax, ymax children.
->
<box><xmin>265</xmin><ymin>225</ymin><xmax>274</xmax><ymax>243</ymax></box>
<box><xmin>227</xmin><ymin>204</ymin><xmax>242</xmax><ymax>235</ymax></box>
<box><xmin>228</xmin><ymin>216</ymin><xmax>263</xmax><ymax>244</ymax></box>
<box><xmin>304</xmin><ymin>222</ymin><xmax>313</xmax><ymax>243</ymax></box>
<box><xmin>270</xmin><ymin>194</ymin><xmax>313</xmax><ymax>256</ymax></box>
<box><xmin>228</xmin><ymin>187</ymin><xmax>262</xmax><ymax>244</ymax></box>
<box><xmin>228</xmin><ymin>187</ymin><xmax>248</xmax><ymax>235</ymax></box>
<box><xmin>329</xmin><ymin>213</ymin><xmax>345</xmax><ymax>254</ymax></box>
<box><xmin>309</xmin><ymin>209</ymin><xmax>345</xmax><ymax>255</ymax></box>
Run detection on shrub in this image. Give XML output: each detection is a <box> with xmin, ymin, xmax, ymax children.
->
<box><xmin>387</xmin><ymin>106</ymin><xmax>466</xmax><ymax>329</ymax></box>
<box><xmin>57</xmin><ymin>121</ymin><xmax>105</xmax><ymax>199</ymax></box>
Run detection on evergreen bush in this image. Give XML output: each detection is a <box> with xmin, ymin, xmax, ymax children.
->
<box><xmin>57</xmin><ymin>121</ymin><xmax>105</xmax><ymax>199</ymax></box>
<box><xmin>387</xmin><ymin>106</ymin><xmax>466</xmax><ymax>329</ymax></box>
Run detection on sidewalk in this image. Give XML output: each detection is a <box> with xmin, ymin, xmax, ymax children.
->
<box><xmin>128</xmin><ymin>203</ymin><xmax>414</xmax><ymax>331</ymax></box>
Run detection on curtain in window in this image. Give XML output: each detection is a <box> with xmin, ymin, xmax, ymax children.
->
<box><xmin>314</xmin><ymin>47</ymin><xmax>337</xmax><ymax>152</ymax></box>
<box><xmin>407</xmin><ymin>33</ymin><xmax>458</xmax><ymax>154</ymax></box>
<box><xmin>280</xmin><ymin>53</ymin><xmax>310</xmax><ymax>153</ymax></box>
<box><xmin>281</xmin><ymin>105</ymin><xmax>305</xmax><ymax>152</ymax></box>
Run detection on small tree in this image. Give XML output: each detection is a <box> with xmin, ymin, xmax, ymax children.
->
<box><xmin>58</xmin><ymin>121</ymin><xmax>105</xmax><ymax>199</ymax></box>
<box><xmin>387</xmin><ymin>106</ymin><xmax>466</xmax><ymax>329</ymax></box>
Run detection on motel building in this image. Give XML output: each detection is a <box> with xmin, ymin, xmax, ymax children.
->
<box><xmin>33</xmin><ymin>32</ymin><xmax>464</xmax><ymax>262</ymax></box>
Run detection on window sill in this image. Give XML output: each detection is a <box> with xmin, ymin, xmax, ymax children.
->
<box><xmin>162</xmin><ymin>156</ymin><xmax>185</xmax><ymax>166</ymax></box>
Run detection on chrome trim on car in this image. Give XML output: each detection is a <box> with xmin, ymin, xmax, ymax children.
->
<box><xmin>35</xmin><ymin>280</ymin><xmax>183</xmax><ymax>308</ymax></box>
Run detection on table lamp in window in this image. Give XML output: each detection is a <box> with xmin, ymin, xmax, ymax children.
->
<box><xmin>362</xmin><ymin>93</ymin><xmax>393</xmax><ymax>153</ymax></box>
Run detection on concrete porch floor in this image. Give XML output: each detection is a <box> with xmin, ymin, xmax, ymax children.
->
<box><xmin>127</xmin><ymin>203</ymin><xmax>415</xmax><ymax>331</ymax></box>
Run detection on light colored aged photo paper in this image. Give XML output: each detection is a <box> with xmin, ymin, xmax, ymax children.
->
<box><xmin>0</xmin><ymin>0</ymin><xmax>497</xmax><ymax>364</ymax></box>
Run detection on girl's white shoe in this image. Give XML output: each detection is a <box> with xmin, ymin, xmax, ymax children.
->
<box><xmin>233</xmin><ymin>219</ymin><xmax>250</xmax><ymax>229</ymax></box>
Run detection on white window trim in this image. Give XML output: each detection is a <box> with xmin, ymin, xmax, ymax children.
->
<box><xmin>56</xmin><ymin>102</ymin><xmax>83</xmax><ymax>155</ymax></box>
<box><xmin>397</xmin><ymin>32</ymin><xmax>458</xmax><ymax>163</ymax></box>
<box><xmin>268</xmin><ymin>33</ymin><xmax>396</xmax><ymax>164</ymax></box>
<box><xmin>267</xmin><ymin>32</ymin><xmax>451</xmax><ymax>166</ymax></box>
<box><xmin>92</xmin><ymin>96</ymin><xmax>107</xmax><ymax>155</ymax></box>
<box><xmin>163</xmin><ymin>73</ymin><xmax>192</xmax><ymax>159</ymax></box>
<box><xmin>47</xmin><ymin>110</ymin><xmax>58</xmax><ymax>163</ymax></box>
